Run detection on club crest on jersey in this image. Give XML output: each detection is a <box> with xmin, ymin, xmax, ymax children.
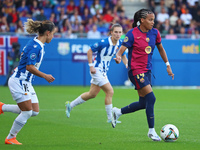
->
<box><xmin>94</xmin><ymin>42</ymin><xmax>98</xmax><ymax>48</ymax></box>
<box><xmin>145</xmin><ymin>46</ymin><xmax>152</xmax><ymax>54</ymax></box>
<box><xmin>140</xmin><ymin>78</ymin><xmax>145</xmax><ymax>83</ymax></box>
<box><xmin>146</xmin><ymin>37</ymin><xmax>150</xmax><ymax>42</ymax></box>
<box><xmin>124</xmin><ymin>36</ymin><xmax>128</xmax><ymax>42</ymax></box>
<box><xmin>30</xmin><ymin>53</ymin><xmax>37</xmax><ymax>60</ymax></box>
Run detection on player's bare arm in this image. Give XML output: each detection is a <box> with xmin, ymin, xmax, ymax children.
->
<box><xmin>26</xmin><ymin>65</ymin><xmax>55</xmax><ymax>83</ymax></box>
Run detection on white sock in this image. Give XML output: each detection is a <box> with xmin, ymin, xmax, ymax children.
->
<box><xmin>148</xmin><ymin>128</ymin><xmax>156</xmax><ymax>134</ymax></box>
<box><xmin>7</xmin><ymin>110</ymin><xmax>32</xmax><ymax>139</ymax></box>
<box><xmin>105</xmin><ymin>104</ymin><xmax>113</xmax><ymax>120</ymax></box>
<box><xmin>70</xmin><ymin>96</ymin><xmax>85</xmax><ymax>109</ymax></box>
<box><xmin>2</xmin><ymin>104</ymin><xmax>21</xmax><ymax>114</ymax></box>
<box><xmin>116</xmin><ymin>108</ymin><xmax>122</xmax><ymax>116</ymax></box>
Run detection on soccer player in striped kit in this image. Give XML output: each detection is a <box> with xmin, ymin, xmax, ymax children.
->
<box><xmin>0</xmin><ymin>19</ymin><xmax>56</xmax><ymax>145</ymax></box>
<box><xmin>66</xmin><ymin>24</ymin><xmax>128</xmax><ymax>123</ymax></box>
<box><xmin>112</xmin><ymin>9</ymin><xmax>174</xmax><ymax>141</ymax></box>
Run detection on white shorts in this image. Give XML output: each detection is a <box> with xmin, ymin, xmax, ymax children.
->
<box><xmin>8</xmin><ymin>77</ymin><xmax>39</xmax><ymax>104</ymax></box>
<box><xmin>90</xmin><ymin>68</ymin><xmax>109</xmax><ymax>87</ymax></box>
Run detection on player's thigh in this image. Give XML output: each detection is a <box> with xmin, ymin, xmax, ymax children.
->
<box><xmin>137</xmin><ymin>84</ymin><xmax>153</xmax><ymax>97</ymax></box>
<box><xmin>17</xmin><ymin>100</ymin><xmax>32</xmax><ymax>111</ymax></box>
<box><xmin>32</xmin><ymin>103</ymin><xmax>39</xmax><ymax>112</ymax></box>
<box><xmin>100</xmin><ymin>82</ymin><xmax>113</xmax><ymax>95</ymax></box>
<box><xmin>89</xmin><ymin>83</ymin><xmax>101</xmax><ymax>95</ymax></box>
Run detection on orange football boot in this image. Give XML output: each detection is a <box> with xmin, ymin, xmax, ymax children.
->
<box><xmin>5</xmin><ymin>137</ymin><xmax>22</xmax><ymax>145</ymax></box>
<box><xmin>0</xmin><ymin>102</ymin><xmax>4</xmax><ymax>114</ymax></box>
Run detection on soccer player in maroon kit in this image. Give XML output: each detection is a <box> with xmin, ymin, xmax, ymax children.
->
<box><xmin>112</xmin><ymin>9</ymin><xmax>174</xmax><ymax>141</ymax></box>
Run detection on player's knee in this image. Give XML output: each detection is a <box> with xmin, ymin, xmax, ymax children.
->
<box><xmin>89</xmin><ymin>93</ymin><xmax>97</xmax><ymax>99</ymax></box>
<box><xmin>32</xmin><ymin>111</ymin><xmax>39</xmax><ymax>117</ymax></box>
<box><xmin>106</xmin><ymin>89</ymin><xmax>114</xmax><ymax>97</ymax></box>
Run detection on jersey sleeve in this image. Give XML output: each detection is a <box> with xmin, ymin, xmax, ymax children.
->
<box><xmin>90</xmin><ymin>40</ymin><xmax>104</xmax><ymax>52</ymax></box>
<box><xmin>26</xmin><ymin>47</ymin><xmax>40</xmax><ymax>65</ymax></box>
<box><xmin>122</xmin><ymin>29</ymin><xmax>134</xmax><ymax>48</ymax></box>
<box><xmin>156</xmin><ymin>29</ymin><xmax>161</xmax><ymax>45</ymax></box>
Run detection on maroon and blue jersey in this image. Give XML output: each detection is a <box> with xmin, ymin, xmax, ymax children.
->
<box><xmin>122</xmin><ymin>26</ymin><xmax>161</xmax><ymax>76</ymax></box>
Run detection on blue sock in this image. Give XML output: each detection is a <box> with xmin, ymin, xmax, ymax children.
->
<box><xmin>145</xmin><ymin>92</ymin><xmax>156</xmax><ymax>128</ymax></box>
<box><xmin>121</xmin><ymin>96</ymin><xmax>146</xmax><ymax>114</ymax></box>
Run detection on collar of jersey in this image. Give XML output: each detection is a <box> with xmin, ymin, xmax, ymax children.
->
<box><xmin>108</xmin><ymin>36</ymin><xmax>119</xmax><ymax>46</ymax></box>
<box><xmin>34</xmin><ymin>36</ymin><xmax>45</xmax><ymax>48</ymax></box>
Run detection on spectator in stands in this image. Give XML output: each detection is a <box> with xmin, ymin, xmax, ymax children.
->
<box><xmin>57</xmin><ymin>7</ymin><xmax>68</xmax><ymax>30</ymax></box>
<box><xmin>15</xmin><ymin>20</ymin><xmax>24</xmax><ymax>34</ymax></box>
<box><xmin>60</xmin><ymin>18</ymin><xmax>72</xmax><ymax>33</ymax></box>
<box><xmin>7</xmin><ymin>6</ymin><xmax>18</xmax><ymax>25</ymax></box>
<box><xmin>92</xmin><ymin>9</ymin><xmax>103</xmax><ymax>24</ymax></box>
<box><xmin>71</xmin><ymin>18</ymin><xmax>81</xmax><ymax>33</ymax></box>
<box><xmin>87</xmin><ymin>24</ymin><xmax>101</xmax><ymax>39</ymax></box>
<box><xmin>70</xmin><ymin>9</ymin><xmax>82</xmax><ymax>25</ymax></box>
<box><xmin>165</xmin><ymin>28</ymin><xmax>177</xmax><ymax>39</ymax></box>
<box><xmin>30</xmin><ymin>0</ymin><xmax>41</xmax><ymax>18</ymax></box>
<box><xmin>190</xmin><ymin>1</ymin><xmax>200</xmax><ymax>22</ymax></box>
<box><xmin>17</xmin><ymin>0</ymin><xmax>30</xmax><ymax>17</ymax></box>
<box><xmin>103</xmin><ymin>9</ymin><xmax>114</xmax><ymax>28</ymax></box>
<box><xmin>169</xmin><ymin>11</ymin><xmax>179</xmax><ymax>27</ymax></box>
<box><xmin>154</xmin><ymin>0</ymin><xmax>168</xmax><ymax>15</ymax></box>
<box><xmin>81</xmin><ymin>8</ymin><xmax>92</xmax><ymax>26</ymax></box>
<box><xmin>156</xmin><ymin>7</ymin><xmax>169</xmax><ymax>25</ymax></box>
<box><xmin>187</xmin><ymin>20</ymin><xmax>196</xmax><ymax>34</ymax></box>
<box><xmin>36</xmin><ymin>9</ymin><xmax>47</xmax><ymax>21</ymax></box>
<box><xmin>180</xmin><ymin>8</ymin><xmax>192</xmax><ymax>28</ymax></box>
<box><xmin>114</xmin><ymin>0</ymin><xmax>125</xmax><ymax>15</ymax></box>
<box><xmin>191</xmin><ymin>28</ymin><xmax>200</xmax><ymax>39</ymax></box>
<box><xmin>180</xmin><ymin>3</ymin><xmax>187</xmax><ymax>15</ymax></box>
<box><xmin>164</xmin><ymin>0</ymin><xmax>174</xmax><ymax>9</ymax></box>
<box><xmin>187</xmin><ymin>0</ymin><xmax>198</xmax><ymax>8</ymax></box>
<box><xmin>3</xmin><ymin>0</ymin><xmax>13</xmax><ymax>14</ymax></box>
<box><xmin>162</xmin><ymin>19</ymin><xmax>171</xmax><ymax>34</ymax></box>
<box><xmin>103</xmin><ymin>2</ymin><xmax>111</xmax><ymax>15</ymax></box>
<box><xmin>179</xmin><ymin>26</ymin><xmax>188</xmax><ymax>38</ymax></box>
<box><xmin>77</xmin><ymin>0</ymin><xmax>88</xmax><ymax>17</ymax></box>
<box><xmin>49</xmin><ymin>12</ymin><xmax>58</xmax><ymax>26</ymax></box>
<box><xmin>85</xmin><ymin>18</ymin><xmax>94</xmax><ymax>32</ymax></box>
<box><xmin>168</xmin><ymin>3</ymin><xmax>177</xmax><ymax>16</ymax></box>
<box><xmin>174</xmin><ymin>18</ymin><xmax>184</xmax><ymax>33</ymax></box>
<box><xmin>77</xmin><ymin>24</ymin><xmax>87</xmax><ymax>38</ymax></box>
<box><xmin>194</xmin><ymin>9</ymin><xmax>200</xmax><ymax>28</ymax></box>
<box><xmin>53</xmin><ymin>0</ymin><xmax>67</xmax><ymax>16</ymax></box>
<box><xmin>67</xmin><ymin>0</ymin><xmax>77</xmax><ymax>18</ymax></box>
<box><xmin>0</xmin><ymin>16</ymin><xmax>9</xmax><ymax>32</ymax></box>
<box><xmin>90</xmin><ymin>0</ymin><xmax>103</xmax><ymax>16</ymax></box>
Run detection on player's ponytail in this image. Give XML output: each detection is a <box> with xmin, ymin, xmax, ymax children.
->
<box><xmin>132</xmin><ymin>9</ymin><xmax>153</xmax><ymax>28</ymax></box>
<box><xmin>25</xmin><ymin>19</ymin><xmax>55</xmax><ymax>35</ymax></box>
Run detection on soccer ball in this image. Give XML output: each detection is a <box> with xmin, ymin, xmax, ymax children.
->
<box><xmin>160</xmin><ymin>124</ymin><xmax>179</xmax><ymax>142</ymax></box>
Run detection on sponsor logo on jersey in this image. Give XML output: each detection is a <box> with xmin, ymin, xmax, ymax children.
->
<box><xmin>33</xmin><ymin>45</ymin><xmax>37</xmax><ymax>48</ymax></box>
<box><xmin>145</xmin><ymin>46</ymin><xmax>152</xmax><ymax>54</ymax></box>
<box><xmin>30</xmin><ymin>53</ymin><xmax>37</xmax><ymax>60</ymax></box>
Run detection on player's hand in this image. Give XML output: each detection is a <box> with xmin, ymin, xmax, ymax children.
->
<box><xmin>114</xmin><ymin>55</ymin><xmax>121</xmax><ymax>64</ymax></box>
<box><xmin>44</xmin><ymin>74</ymin><xmax>55</xmax><ymax>83</ymax></box>
<box><xmin>90</xmin><ymin>66</ymin><xmax>96</xmax><ymax>74</ymax></box>
<box><xmin>167</xmin><ymin>66</ymin><xmax>174</xmax><ymax>80</ymax></box>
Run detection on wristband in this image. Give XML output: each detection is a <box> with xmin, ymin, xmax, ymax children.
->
<box><xmin>165</xmin><ymin>62</ymin><xmax>170</xmax><ymax>66</ymax></box>
<box><xmin>126</xmin><ymin>64</ymin><xmax>128</xmax><ymax>68</ymax></box>
<box><xmin>88</xmin><ymin>63</ymin><xmax>94</xmax><ymax>67</ymax></box>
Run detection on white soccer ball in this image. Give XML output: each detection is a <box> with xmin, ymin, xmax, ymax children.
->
<box><xmin>160</xmin><ymin>124</ymin><xmax>179</xmax><ymax>142</ymax></box>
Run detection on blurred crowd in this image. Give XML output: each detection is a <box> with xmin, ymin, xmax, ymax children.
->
<box><xmin>149</xmin><ymin>0</ymin><xmax>200</xmax><ymax>39</ymax></box>
<box><xmin>0</xmin><ymin>0</ymin><xmax>131</xmax><ymax>39</ymax></box>
<box><xmin>0</xmin><ymin>0</ymin><xmax>200</xmax><ymax>39</ymax></box>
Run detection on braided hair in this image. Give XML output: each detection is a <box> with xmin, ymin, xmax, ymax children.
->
<box><xmin>132</xmin><ymin>9</ymin><xmax>153</xmax><ymax>28</ymax></box>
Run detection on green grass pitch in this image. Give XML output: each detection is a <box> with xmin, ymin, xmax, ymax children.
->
<box><xmin>0</xmin><ymin>86</ymin><xmax>200</xmax><ymax>150</ymax></box>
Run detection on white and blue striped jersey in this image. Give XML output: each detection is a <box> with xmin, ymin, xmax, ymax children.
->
<box><xmin>12</xmin><ymin>37</ymin><xmax>45</xmax><ymax>83</ymax></box>
<box><xmin>90</xmin><ymin>36</ymin><xmax>125</xmax><ymax>76</ymax></box>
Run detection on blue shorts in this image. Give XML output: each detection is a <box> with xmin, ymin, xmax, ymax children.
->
<box><xmin>128</xmin><ymin>70</ymin><xmax>152</xmax><ymax>90</ymax></box>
